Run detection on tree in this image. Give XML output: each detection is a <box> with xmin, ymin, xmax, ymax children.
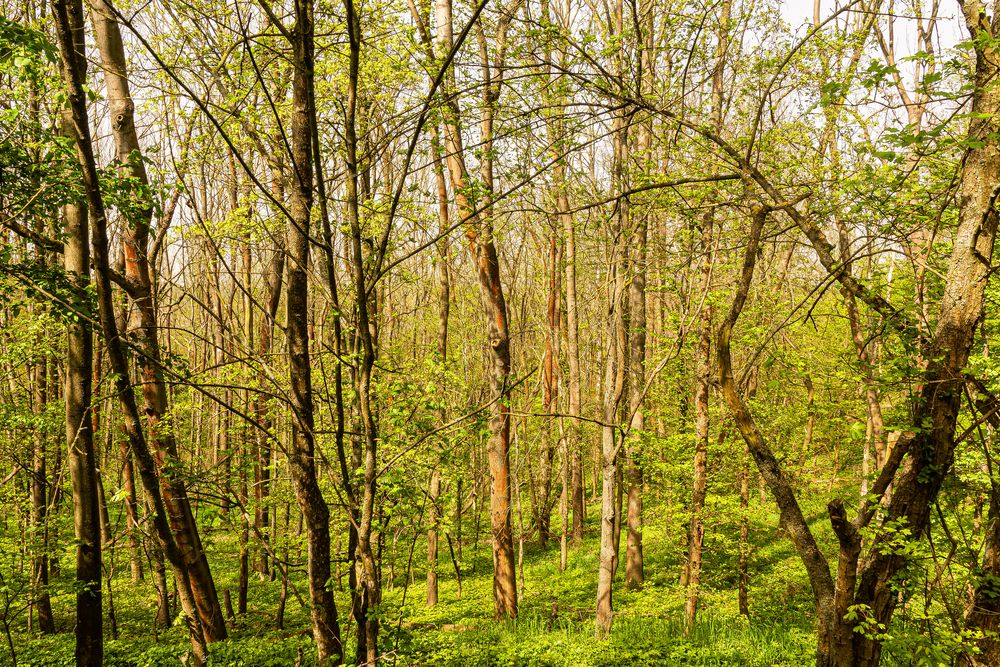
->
<box><xmin>50</xmin><ymin>0</ymin><xmax>101</xmax><ymax>661</ymax></box>
<box><xmin>89</xmin><ymin>0</ymin><xmax>227</xmax><ymax>641</ymax></box>
<box><xmin>283</xmin><ymin>0</ymin><xmax>343</xmax><ymax>661</ymax></box>
<box><xmin>434</xmin><ymin>0</ymin><xmax>519</xmax><ymax>619</ymax></box>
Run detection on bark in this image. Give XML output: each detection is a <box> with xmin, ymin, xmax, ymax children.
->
<box><xmin>539</xmin><ymin>225</ymin><xmax>561</xmax><ymax>547</ymax></box>
<box><xmin>427</xmin><ymin>470</ymin><xmax>441</xmax><ymax>606</ymax></box>
<box><xmin>285</xmin><ymin>0</ymin><xmax>343</xmax><ymax>661</ymax></box>
<box><xmin>96</xmin><ymin>475</ymin><xmax>120</xmax><ymax>641</ymax></box>
<box><xmin>435</xmin><ymin>0</ymin><xmax>518</xmax><ymax>618</ymax></box>
<box><xmin>31</xmin><ymin>354</ymin><xmax>55</xmax><ymax>634</ymax></box>
<box><xmin>683</xmin><ymin>0</ymin><xmax>729</xmax><ymax>631</ymax></box>
<box><xmin>564</xmin><ymin>160</ymin><xmax>584</xmax><ymax>545</ymax></box>
<box><xmin>88</xmin><ymin>0</ymin><xmax>227</xmax><ymax>641</ymax></box>
<box><xmin>596</xmin><ymin>93</ymin><xmax>628</xmax><ymax>638</ymax></box>
<box><xmin>737</xmin><ymin>442</ymin><xmax>750</xmax><ymax>617</ymax></box>
<box><xmin>51</xmin><ymin>4</ymin><xmax>102</xmax><ymax>661</ymax></box>
<box><xmin>624</xmin><ymin>0</ymin><xmax>653</xmax><ymax>592</ymax></box>
<box><xmin>427</xmin><ymin>121</ymin><xmax>450</xmax><ymax>607</ymax></box>
<box><xmin>341</xmin><ymin>0</ymin><xmax>380</xmax><ymax>659</ymax></box>
<box><xmin>964</xmin><ymin>478</ymin><xmax>1000</xmax><ymax>665</ymax></box>
<box><xmin>120</xmin><ymin>438</ymin><xmax>143</xmax><ymax>584</ymax></box>
<box><xmin>254</xmin><ymin>196</ymin><xmax>285</xmax><ymax>580</ymax></box>
<box><xmin>146</xmin><ymin>514</ymin><xmax>171</xmax><ymax>628</ymax></box>
<box><xmin>717</xmin><ymin>207</ymin><xmax>839</xmax><ymax>666</ymax></box>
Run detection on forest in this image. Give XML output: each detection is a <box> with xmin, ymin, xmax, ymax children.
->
<box><xmin>4</xmin><ymin>0</ymin><xmax>1000</xmax><ymax>664</ymax></box>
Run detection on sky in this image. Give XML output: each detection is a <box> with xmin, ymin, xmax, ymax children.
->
<box><xmin>778</xmin><ymin>0</ymin><xmax>965</xmax><ymax>75</ymax></box>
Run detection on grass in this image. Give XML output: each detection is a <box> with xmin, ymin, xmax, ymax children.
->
<box><xmin>4</xmin><ymin>494</ymin><xmax>823</xmax><ymax>666</ymax></box>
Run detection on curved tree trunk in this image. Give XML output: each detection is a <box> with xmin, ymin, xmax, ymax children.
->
<box><xmin>88</xmin><ymin>0</ymin><xmax>227</xmax><ymax>641</ymax></box>
<box><xmin>434</xmin><ymin>0</ymin><xmax>518</xmax><ymax>618</ymax></box>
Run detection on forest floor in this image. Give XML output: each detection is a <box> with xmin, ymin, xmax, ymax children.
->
<box><xmin>8</xmin><ymin>496</ymin><xmax>827</xmax><ymax>666</ymax></box>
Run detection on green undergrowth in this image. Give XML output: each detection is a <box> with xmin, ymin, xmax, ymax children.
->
<box><xmin>7</xmin><ymin>496</ymin><xmax>822</xmax><ymax>666</ymax></box>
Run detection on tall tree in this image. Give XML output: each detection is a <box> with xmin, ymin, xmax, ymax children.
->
<box><xmin>595</xmin><ymin>0</ymin><xmax>629</xmax><ymax>636</ymax></box>
<box><xmin>434</xmin><ymin>0</ymin><xmax>519</xmax><ymax>618</ymax></box>
<box><xmin>88</xmin><ymin>0</ymin><xmax>227</xmax><ymax>641</ymax></box>
<box><xmin>682</xmin><ymin>0</ymin><xmax>730</xmax><ymax>631</ymax></box>
<box><xmin>51</xmin><ymin>0</ymin><xmax>102</xmax><ymax>661</ymax></box>
<box><xmin>283</xmin><ymin>0</ymin><xmax>343</xmax><ymax>660</ymax></box>
<box><xmin>341</xmin><ymin>0</ymin><xmax>381</xmax><ymax>659</ymax></box>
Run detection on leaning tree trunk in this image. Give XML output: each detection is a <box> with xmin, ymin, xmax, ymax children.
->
<box><xmin>89</xmin><ymin>0</ymin><xmax>227</xmax><ymax>641</ymax></box>
<box><xmin>53</xmin><ymin>1</ymin><xmax>210</xmax><ymax>661</ymax></box>
<box><xmin>434</xmin><ymin>0</ymin><xmax>518</xmax><ymax>618</ymax></box>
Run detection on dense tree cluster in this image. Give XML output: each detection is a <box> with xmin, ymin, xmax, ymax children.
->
<box><xmin>4</xmin><ymin>0</ymin><xmax>1000</xmax><ymax>665</ymax></box>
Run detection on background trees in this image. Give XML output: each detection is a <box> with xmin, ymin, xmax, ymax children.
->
<box><xmin>6</xmin><ymin>0</ymin><xmax>1000</xmax><ymax>665</ymax></box>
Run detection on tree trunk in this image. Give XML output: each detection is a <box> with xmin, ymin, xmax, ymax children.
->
<box><xmin>683</xmin><ymin>0</ymin><xmax>729</xmax><ymax>631</ymax></box>
<box><xmin>435</xmin><ymin>0</ymin><xmax>518</xmax><ymax>618</ymax></box>
<box><xmin>596</xmin><ymin>122</ymin><xmax>627</xmax><ymax>638</ymax></box>
<box><xmin>285</xmin><ymin>0</ymin><xmax>343</xmax><ymax>662</ymax></box>
<box><xmin>564</xmin><ymin>165</ymin><xmax>584</xmax><ymax>546</ymax></box>
<box><xmin>51</xmin><ymin>4</ymin><xmax>102</xmax><ymax>660</ymax></box>
<box><xmin>717</xmin><ymin>208</ymin><xmax>840</xmax><ymax>667</ymax></box>
<box><xmin>341</xmin><ymin>2</ymin><xmax>381</xmax><ymax>660</ymax></box>
<box><xmin>427</xmin><ymin>120</ymin><xmax>450</xmax><ymax>608</ymax></box>
<box><xmin>738</xmin><ymin>443</ymin><xmax>750</xmax><ymax>616</ymax></box>
<box><xmin>964</xmin><ymin>480</ymin><xmax>1000</xmax><ymax>664</ymax></box>
<box><xmin>539</xmin><ymin>225</ymin><xmax>561</xmax><ymax>547</ymax></box>
<box><xmin>120</xmin><ymin>438</ymin><xmax>143</xmax><ymax>584</ymax></box>
<box><xmin>31</xmin><ymin>354</ymin><xmax>55</xmax><ymax>634</ymax></box>
<box><xmin>427</xmin><ymin>470</ymin><xmax>441</xmax><ymax>607</ymax></box>
<box><xmin>89</xmin><ymin>0</ymin><xmax>227</xmax><ymax>641</ymax></box>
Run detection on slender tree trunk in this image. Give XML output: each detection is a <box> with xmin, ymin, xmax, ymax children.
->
<box><xmin>596</xmin><ymin>98</ymin><xmax>628</xmax><ymax>637</ymax></box>
<box><xmin>803</xmin><ymin>374</ymin><xmax>815</xmax><ymax>458</ymax></box>
<box><xmin>146</xmin><ymin>510</ymin><xmax>171</xmax><ymax>628</ymax></box>
<box><xmin>624</xmin><ymin>0</ymin><xmax>655</xmax><ymax>594</ymax></box>
<box><xmin>565</xmin><ymin>204</ymin><xmax>584</xmax><ymax>545</ymax></box>
<box><xmin>623</xmin><ymin>216</ymin><xmax>645</xmax><ymax>592</ymax></box>
<box><xmin>427</xmin><ymin>121</ymin><xmax>450</xmax><ymax>608</ymax></box>
<box><xmin>96</xmin><ymin>466</ymin><xmax>119</xmax><ymax>640</ymax></box>
<box><xmin>88</xmin><ymin>0</ymin><xmax>227</xmax><ymax>641</ymax></box>
<box><xmin>737</xmin><ymin>443</ymin><xmax>750</xmax><ymax>616</ymax></box>
<box><xmin>31</xmin><ymin>354</ymin><xmax>55</xmax><ymax>634</ymax></box>
<box><xmin>964</xmin><ymin>480</ymin><xmax>1000</xmax><ymax>664</ymax></box>
<box><xmin>539</xmin><ymin>225</ymin><xmax>561</xmax><ymax>547</ymax></box>
<box><xmin>254</xmin><ymin>203</ymin><xmax>285</xmax><ymax>580</ymax></box>
<box><xmin>51</xmin><ymin>4</ymin><xmax>102</xmax><ymax>660</ymax></box>
<box><xmin>284</xmin><ymin>0</ymin><xmax>343</xmax><ymax>661</ymax></box>
<box><xmin>435</xmin><ymin>0</ymin><xmax>518</xmax><ymax>618</ymax></box>
<box><xmin>341</xmin><ymin>2</ymin><xmax>381</xmax><ymax>660</ymax></box>
<box><xmin>427</xmin><ymin>470</ymin><xmax>441</xmax><ymax>607</ymax></box>
<box><xmin>120</xmin><ymin>438</ymin><xmax>143</xmax><ymax>584</ymax></box>
<box><xmin>683</xmin><ymin>0</ymin><xmax>729</xmax><ymax>632</ymax></box>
